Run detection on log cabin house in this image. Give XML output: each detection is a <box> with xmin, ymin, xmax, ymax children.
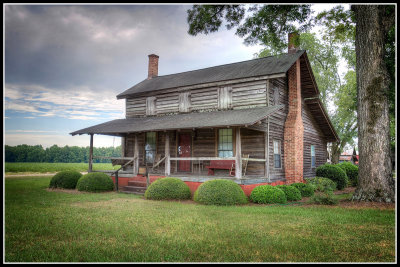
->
<box><xmin>71</xmin><ymin>33</ymin><xmax>339</xmax><ymax>195</ymax></box>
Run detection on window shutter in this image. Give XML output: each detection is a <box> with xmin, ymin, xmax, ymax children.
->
<box><xmin>179</xmin><ymin>92</ymin><xmax>191</xmax><ymax>113</ymax></box>
<box><xmin>218</xmin><ymin>87</ymin><xmax>232</xmax><ymax>110</ymax></box>
<box><xmin>146</xmin><ymin>97</ymin><xmax>156</xmax><ymax>116</ymax></box>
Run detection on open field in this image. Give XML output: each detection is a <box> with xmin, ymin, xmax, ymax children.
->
<box><xmin>4</xmin><ymin>176</ymin><xmax>395</xmax><ymax>263</ymax></box>
<box><xmin>4</xmin><ymin>162</ymin><xmax>120</xmax><ymax>174</ymax></box>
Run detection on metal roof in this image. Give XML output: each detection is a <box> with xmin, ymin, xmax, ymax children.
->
<box><xmin>116</xmin><ymin>50</ymin><xmax>305</xmax><ymax>99</ymax></box>
<box><xmin>70</xmin><ymin>106</ymin><xmax>284</xmax><ymax>136</ymax></box>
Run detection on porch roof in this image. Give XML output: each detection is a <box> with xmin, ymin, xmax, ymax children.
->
<box><xmin>70</xmin><ymin>105</ymin><xmax>283</xmax><ymax>136</ymax></box>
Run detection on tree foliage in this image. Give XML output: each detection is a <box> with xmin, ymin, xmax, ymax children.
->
<box><xmin>187</xmin><ymin>4</ymin><xmax>313</xmax><ymax>52</ymax></box>
<box><xmin>5</xmin><ymin>144</ymin><xmax>121</xmax><ymax>163</ymax></box>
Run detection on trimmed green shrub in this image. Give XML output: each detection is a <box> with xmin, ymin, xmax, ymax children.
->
<box><xmin>76</xmin><ymin>172</ymin><xmax>114</xmax><ymax>192</ymax></box>
<box><xmin>144</xmin><ymin>177</ymin><xmax>191</xmax><ymax>200</ymax></box>
<box><xmin>49</xmin><ymin>170</ymin><xmax>82</xmax><ymax>189</ymax></box>
<box><xmin>336</xmin><ymin>162</ymin><xmax>359</xmax><ymax>186</ymax></box>
<box><xmin>291</xmin><ymin>183</ymin><xmax>315</xmax><ymax>197</ymax></box>
<box><xmin>305</xmin><ymin>177</ymin><xmax>337</xmax><ymax>192</ymax></box>
<box><xmin>250</xmin><ymin>185</ymin><xmax>287</xmax><ymax>204</ymax></box>
<box><xmin>310</xmin><ymin>191</ymin><xmax>339</xmax><ymax>205</ymax></box>
<box><xmin>276</xmin><ymin>185</ymin><xmax>302</xmax><ymax>201</ymax></box>
<box><xmin>316</xmin><ymin>163</ymin><xmax>349</xmax><ymax>190</ymax></box>
<box><xmin>193</xmin><ymin>179</ymin><xmax>248</xmax><ymax>205</ymax></box>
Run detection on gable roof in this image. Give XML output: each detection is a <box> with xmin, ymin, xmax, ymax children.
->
<box><xmin>116</xmin><ymin>50</ymin><xmax>306</xmax><ymax>99</ymax></box>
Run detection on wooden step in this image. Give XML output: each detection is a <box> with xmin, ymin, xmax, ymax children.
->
<box><xmin>128</xmin><ymin>181</ymin><xmax>147</xmax><ymax>187</ymax></box>
<box><xmin>122</xmin><ymin>185</ymin><xmax>147</xmax><ymax>194</ymax></box>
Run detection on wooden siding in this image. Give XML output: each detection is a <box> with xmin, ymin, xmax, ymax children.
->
<box><xmin>302</xmin><ymin>100</ymin><xmax>328</xmax><ymax>178</ymax></box>
<box><xmin>232</xmin><ymin>80</ymin><xmax>267</xmax><ymax>109</ymax></box>
<box><xmin>267</xmin><ymin>78</ymin><xmax>288</xmax><ymax>181</ymax></box>
<box><xmin>125</xmin><ymin>79</ymin><xmax>269</xmax><ymax>117</ymax></box>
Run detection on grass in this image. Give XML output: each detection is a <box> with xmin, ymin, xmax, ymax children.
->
<box><xmin>5</xmin><ymin>176</ymin><xmax>395</xmax><ymax>263</ymax></box>
<box><xmin>5</xmin><ymin>162</ymin><xmax>120</xmax><ymax>174</ymax></box>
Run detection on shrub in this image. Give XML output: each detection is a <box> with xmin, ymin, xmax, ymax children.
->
<box><xmin>305</xmin><ymin>177</ymin><xmax>337</xmax><ymax>192</ymax></box>
<box><xmin>276</xmin><ymin>185</ymin><xmax>302</xmax><ymax>201</ymax></box>
<box><xmin>290</xmin><ymin>183</ymin><xmax>315</xmax><ymax>197</ymax></box>
<box><xmin>193</xmin><ymin>179</ymin><xmax>248</xmax><ymax>205</ymax></box>
<box><xmin>76</xmin><ymin>172</ymin><xmax>114</xmax><ymax>192</ymax></box>
<box><xmin>49</xmin><ymin>170</ymin><xmax>82</xmax><ymax>189</ymax></box>
<box><xmin>336</xmin><ymin>162</ymin><xmax>359</xmax><ymax>186</ymax></box>
<box><xmin>144</xmin><ymin>177</ymin><xmax>191</xmax><ymax>200</ymax></box>
<box><xmin>250</xmin><ymin>185</ymin><xmax>287</xmax><ymax>204</ymax></box>
<box><xmin>315</xmin><ymin>164</ymin><xmax>349</xmax><ymax>190</ymax></box>
<box><xmin>310</xmin><ymin>191</ymin><xmax>339</xmax><ymax>205</ymax></box>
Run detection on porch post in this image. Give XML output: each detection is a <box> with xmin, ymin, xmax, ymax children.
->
<box><xmin>89</xmin><ymin>133</ymin><xmax>93</xmax><ymax>172</ymax></box>
<box><xmin>165</xmin><ymin>131</ymin><xmax>171</xmax><ymax>176</ymax></box>
<box><xmin>235</xmin><ymin>127</ymin><xmax>242</xmax><ymax>179</ymax></box>
<box><xmin>134</xmin><ymin>134</ymin><xmax>139</xmax><ymax>175</ymax></box>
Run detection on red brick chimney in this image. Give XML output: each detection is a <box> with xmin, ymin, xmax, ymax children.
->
<box><xmin>288</xmin><ymin>32</ymin><xmax>299</xmax><ymax>54</ymax></box>
<box><xmin>147</xmin><ymin>54</ymin><xmax>159</xmax><ymax>79</ymax></box>
<box><xmin>283</xmin><ymin>51</ymin><xmax>304</xmax><ymax>184</ymax></box>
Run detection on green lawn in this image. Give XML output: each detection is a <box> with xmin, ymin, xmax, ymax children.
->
<box><xmin>5</xmin><ymin>162</ymin><xmax>120</xmax><ymax>173</ymax></box>
<box><xmin>5</xmin><ymin>176</ymin><xmax>395</xmax><ymax>263</ymax></box>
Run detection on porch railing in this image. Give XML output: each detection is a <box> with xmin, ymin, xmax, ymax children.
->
<box><xmin>91</xmin><ymin>156</ymin><xmax>137</xmax><ymax>192</ymax></box>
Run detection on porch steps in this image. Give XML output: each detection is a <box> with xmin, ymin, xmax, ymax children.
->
<box><xmin>120</xmin><ymin>185</ymin><xmax>147</xmax><ymax>195</ymax></box>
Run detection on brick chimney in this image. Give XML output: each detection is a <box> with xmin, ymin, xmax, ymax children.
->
<box><xmin>288</xmin><ymin>32</ymin><xmax>299</xmax><ymax>54</ymax></box>
<box><xmin>283</xmin><ymin>55</ymin><xmax>304</xmax><ymax>184</ymax></box>
<box><xmin>147</xmin><ymin>54</ymin><xmax>159</xmax><ymax>79</ymax></box>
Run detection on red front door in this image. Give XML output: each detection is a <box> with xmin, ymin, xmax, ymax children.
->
<box><xmin>178</xmin><ymin>133</ymin><xmax>191</xmax><ymax>172</ymax></box>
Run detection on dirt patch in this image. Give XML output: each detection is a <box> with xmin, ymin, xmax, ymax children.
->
<box><xmin>46</xmin><ymin>188</ymin><xmax>84</xmax><ymax>194</ymax></box>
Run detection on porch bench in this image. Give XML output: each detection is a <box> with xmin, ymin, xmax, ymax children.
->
<box><xmin>206</xmin><ymin>160</ymin><xmax>235</xmax><ymax>176</ymax></box>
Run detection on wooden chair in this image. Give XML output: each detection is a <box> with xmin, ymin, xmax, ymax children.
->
<box><xmin>242</xmin><ymin>154</ymin><xmax>250</xmax><ymax>177</ymax></box>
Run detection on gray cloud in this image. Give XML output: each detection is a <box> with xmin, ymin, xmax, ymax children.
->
<box><xmin>5</xmin><ymin>5</ymin><xmax>263</xmax><ymax>94</ymax></box>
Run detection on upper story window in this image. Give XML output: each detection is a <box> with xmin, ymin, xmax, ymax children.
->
<box><xmin>146</xmin><ymin>97</ymin><xmax>156</xmax><ymax>116</ymax></box>
<box><xmin>311</xmin><ymin>145</ymin><xmax>316</xmax><ymax>168</ymax></box>
<box><xmin>218</xmin><ymin>128</ymin><xmax>233</xmax><ymax>158</ymax></box>
<box><xmin>273</xmin><ymin>140</ymin><xmax>282</xmax><ymax>169</ymax></box>
<box><xmin>218</xmin><ymin>87</ymin><xmax>232</xmax><ymax>110</ymax></box>
<box><xmin>179</xmin><ymin>92</ymin><xmax>191</xmax><ymax>113</ymax></box>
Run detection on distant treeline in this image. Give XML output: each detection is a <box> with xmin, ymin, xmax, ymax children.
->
<box><xmin>5</xmin><ymin>144</ymin><xmax>122</xmax><ymax>163</ymax></box>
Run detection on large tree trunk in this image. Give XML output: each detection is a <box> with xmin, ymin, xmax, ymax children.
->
<box><xmin>351</xmin><ymin>5</ymin><xmax>395</xmax><ymax>202</ymax></box>
<box><xmin>330</xmin><ymin>142</ymin><xmax>341</xmax><ymax>164</ymax></box>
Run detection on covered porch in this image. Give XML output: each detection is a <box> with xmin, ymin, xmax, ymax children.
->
<box><xmin>70</xmin><ymin>106</ymin><xmax>285</xmax><ymax>183</ymax></box>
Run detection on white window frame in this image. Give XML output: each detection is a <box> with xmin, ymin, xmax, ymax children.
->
<box><xmin>273</xmin><ymin>139</ymin><xmax>282</xmax><ymax>169</ymax></box>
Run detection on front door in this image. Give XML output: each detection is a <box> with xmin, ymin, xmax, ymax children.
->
<box><xmin>178</xmin><ymin>133</ymin><xmax>191</xmax><ymax>172</ymax></box>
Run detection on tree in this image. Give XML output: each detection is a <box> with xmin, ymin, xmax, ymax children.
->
<box><xmin>330</xmin><ymin>71</ymin><xmax>358</xmax><ymax>163</ymax></box>
<box><xmin>350</xmin><ymin>5</ymin><xmax>395</xmax><ymax>202</ymax></box>
<box><xmin>187</xmin><ymin>5</ymin><xmax>313</xmax><ymax>52</ymax></box>
<box><xmin>187</xmin><ymin>4</ymin><xmax>396</xmax><ymax>202</ymax></box>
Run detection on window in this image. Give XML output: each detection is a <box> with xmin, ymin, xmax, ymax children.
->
<box><xmin>179</xmin><ymin>92</ymin><xmax>191</xmax><ymax>113</ymax></box>
<box><xmin>146</xmin><ymin>97</ymin><xmax>156</xmax><ymax>116</ymax></box>
<box><xmin>273</xmin><ymin>140</ymin><xmax>282</xmax><ymax>168</ymax></box>
<box><xmin>218</xmin><ymin>129</ymin><xmax>233</xmax><ymax>158</ymax></box>
<box><xmin>145</xmin><ymin>132</ymin><xmax>156</xmax><ymax>163</ymax></box>
<box><xmin>311</xmin><ymin>145</ymin><xmax>316</xmax><ymax>168</ymax></box>
<box><xmin>218</xmin><ymin>87</ymin><xmax>232</xmax><ymax>110</ymax></box>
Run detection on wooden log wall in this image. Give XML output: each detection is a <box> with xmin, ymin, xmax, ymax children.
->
<box><xmin>267</xmin><ymin>78</ymin><xmax>288</xmax><ymax>181</ymax></box>
<box><xmin>125</xmin><ymin>80</ymin><xmax>269</xmax><ymax>118</ymax></box>
<box><xmin>240</xmin><ymin>128</ymin><xmax>265</xmax><ymax>176</ymax></box>
<box><xmin>302</xmin><ymin>100</ymin><xmax>328</xmax><ymax>178</ymax></box>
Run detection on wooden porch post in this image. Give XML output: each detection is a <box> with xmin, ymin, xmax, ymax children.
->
<box><xmin>134</xmin><ymin>134</ymin><xmax>139</xmax><ymax>175</ymax></box>
<box><xmin>89</xmin><ymin>133</ymin><xmax>93</xmax><ymax>172</ymax></box>
<box><xmin>165</xmin><ymin>131</ymin><xmax>171</xmax><ymax>176</ymax></box>
<box><xmin>235</xmin><ymin>127</ymin><xmax>242</xmax><ymax>179</ymax></box>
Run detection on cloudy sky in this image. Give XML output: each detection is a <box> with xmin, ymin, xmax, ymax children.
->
<box><xmin>4</xmin><ymin>3</ymin><xmax>341</xmax><ymax>148</ymax></box>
